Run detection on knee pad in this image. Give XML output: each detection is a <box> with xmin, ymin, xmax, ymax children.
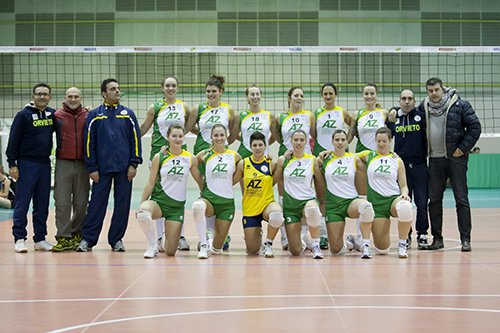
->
<box><xmin>192</xmin><ymin>201</ymin><xmax>207</xmax><ymax>223</ymax></box>
<box><xmin>137</xmin><ymin>210</ymin><xmax>154</xmax><ymax>232</ymax></box>
<box><xmin>268</xmin><ymin>211</ymin><xmax>284</xmax><ymax>229</ymax></box>
<box><xmin>374</xmin><ymin>245</ymin><xmax>390</xmax><ymax>255</ymax></box>
<box><xmin>358</xmin><ymin>202</ymin><xmax>375</xmax><ymax>223</ymax></box>
<box><xmin>330</xmin><ymin>242</ymin><xmax>347</xmax><ymax>256</ymax></box>
<box><xmin>396</xmin><ymin>200</ymin><xmax>413</xmax><ymax>222</ymax></box>
<box><xmin>305</xmin><ymin>206</ymin><xmax>322</xmax><ymax>229</ymax></box>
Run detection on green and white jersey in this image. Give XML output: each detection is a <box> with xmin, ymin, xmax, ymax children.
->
<box><xmin>151</xmin><ymin>149</ymin><xmax>193</xmax><ymax>204</ymax></box>
<box><xmin>323</xmin><ymin>153</ymin><xmax>358</xmax><ymax>202</ymax></box>
<box><xmin>283</xmin><ymin>153</ymin><xmax>316</xmax><ymax>203</ymax></box>
<box><xmin>150</xmin><ymin>99</ymin><xmax>187</xmax><ymax>160</ymax></box>
<box><xmin>314</xmin><ymin>106</ymin><xmax>345</xmax><ymax>155</ymax></box>
<box><xmin>238</xmin><ymin>109</ymin><xmax>271</xmax><ymax>158</ymax></box>
<box><xmin>193</xmin><ymin>102</ymin><xmax>230</xmax><ymax>154</ymax></box>
<box><xmin>366</xmin><ymin>150</ymin><xmax>401</xmax><ymax>197</ymax></box>
<box><xmin>355</xmin><ymin>108</ymin><xmax>386</xmax><ymax>152</ymax></box>
<box><xmin>203</xmin><ymin>149</ymin><xmax>237</xmax><ymax>200</ymax></box>
<box><xmin>279</xmin><ymin>110</ymin><xmax>312</xmax><ymax>155</ymax></box>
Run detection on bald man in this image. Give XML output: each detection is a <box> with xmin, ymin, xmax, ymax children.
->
<box><xmin>52</xmin><ymin>87</ymin><xmax>90</xmax><ymax>251</ymax></box>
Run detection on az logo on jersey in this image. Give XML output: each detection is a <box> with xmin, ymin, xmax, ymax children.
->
<box><xmin>207</xmin><ymin>116</ymin><xmax>220</xmax><ymax>123</ymax></box>
<box><xmin>247</xmin><ymin>179</ymin><xmax>262</xmax><ymax>189</ymax></box>
<box><xmin>165</xmin><ymin>112</ymin><xmax>179</xmax><ymax>120</ymax></box>
<box><xmin>212</xmin><ymin>163</ymin><xmax>227</xmax><ymax>172</ymax></box>
<box><xmin>332</xmin><ymin>167</ymin><xmax>348</xmax><ymax>175</ymax></box>
<box><xmin>289</xmin><ymin>123</ymin><xmax>303</xmax><ymax>131</ymax></box>
<box><xmin>248</xmin><ymin>122</ymin><xmax>263</xmax><ymax>130</ymax></box>
<box><xmin>374</xmin><ymin>165</ymin><xmax>391</xmax><ymax>173</ymax></box>
<box><xmin>290</xmin><ymin>168</ymin><xmax>306</xmax><ymax>177</ymax></box>
<box><xmin>322</xmin><ymin>120</ymin><xmax>337</xmax><ymax>128</ymax></box>
<box><xmin>167</xmin><ymin>166</ymin><xmax>184</xmax><ymax>175</ymax></box>
<box><xmin>363</xmin><ymin>119</ymin><xmax>378</xmax><ymax>127</ymax></box>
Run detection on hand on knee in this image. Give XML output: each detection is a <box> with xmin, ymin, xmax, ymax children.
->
<box><xmin>268</xmin><ymin>211</ymin><xmax>284</xmax><ymax>228</ymax></box>
<box><xmin>305</xmin><ymin>206</ymin><xmax>321</xmax><ymax>229</ymax></box>
<box><xmin>192</xmin><ymin>201</ymin><xmax>207</xmax><ymax>223</ymax></box>
<box><xmin>358</xmin><ymin>202</ymin><xmax>374</xmax><ymax>223</ymax></box>
<box><xmin>396</xmin><ymin>201</ymin><xmax>413</xmax><ymax>222</ymax></box>
<box><xmin>137</xmin><ymin>210</ymin><xmax>154</xmax><ymax>232</ymax></box>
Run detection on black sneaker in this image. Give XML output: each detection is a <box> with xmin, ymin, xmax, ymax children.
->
<box><xmin>52</xmin><ymin>237</ymin><xmax>74</xmax><ymax>252</ymax></box>
<box><xmin>461</xmin><ymin>241</ymin><xmax>471</xmax><ymax>252</ymax></box>
<box><xmin>427</xmin><ymin>239</ymin><xmax>444</xmax><ymax>250</ymax></box>
<box><xmin>417</xmin><ymin>235</ymin><xmax>428</xmax><ymax>250</ymax></box>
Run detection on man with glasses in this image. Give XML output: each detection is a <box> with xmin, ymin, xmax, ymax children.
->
<box><xmin>6</xmin><ymin>83</ymin><xmax>56</xmax><ymax>253</ymax></box>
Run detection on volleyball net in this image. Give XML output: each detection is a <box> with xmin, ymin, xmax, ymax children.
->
<box><xmin>0</xmin><ymin>46</ymin><xmax>499</xmax><ymax>134</ymax></box>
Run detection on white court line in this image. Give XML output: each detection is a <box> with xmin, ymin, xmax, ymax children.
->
<box><xmin>47</xmin><ymin>305</ymin><xmax>500</xmax><ymax>333</ymax></box>
<box><xmin>2</xmin><ymin>294</ymin><xmax>500</xmax><ymax>304</ymax></box>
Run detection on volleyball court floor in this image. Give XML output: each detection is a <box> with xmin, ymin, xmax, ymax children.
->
<box><xmin>0</xmin><ymin>188</ymin><xmax>499</xmax><ymax>332</ymax></box>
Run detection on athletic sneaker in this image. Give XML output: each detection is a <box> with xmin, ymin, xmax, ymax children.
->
<box><xmin>320</xmin><ymin>236</ymin><xmax>329</xmax><ymax>250</ymax></box>
<box><xmin>112</xmin><ymin>240</ymin><xmax>126</xmax><ymax>252</ymax></box>
<box><xmin>15</xmin><ymin>239</ymin><xmax>27</xmax><ymax>253</ymax></box>
<box><xmin>143</xmin><ymin>243</ymin><xmax>159</xmax><ymax>258</ymax></box>
<box><xmin>157</xmin><ymin>233</ymin><xmax>165</xmax><ymax>252</ymax></box>
<box><xmin>417</xmin><ymin>235</ymin><xmax>428</xmax><ymax>250</ymax></box>
<box><xmin>406</xmin><ymin>235</ymin><xmax>412</xmax><ymax>249</ymax></box>
<box><xmin>361</xmin><ymin>244</ymin><xmax>372</xmax><ymax>259</ymax></box>
<box><xmin>206</xmin><ymin>232</ymin><xmax>214</xmax><ymax>249</ymax></box>
<box><xmin>281</xmin><ymin>233</ymin><xmax>289</xmax><ymax>250</ymax></box>
<box><xmin>312</xmin><ymin>245</ymin><xmax>324</xmax><ymax>259</ymax></box>
<box><xmin>72</xmin><ymin>235</ymin><xmax>82</xmax><ymax>249</ymax></box>
<box><xmin>301</xmin><ymin>234</ymin><xmax>312</xmax><ymax>251</ymax></box>
<box><xmin>346</xmin><ymin>234</ymin><xmax>362</xmax><ymax>251</ymax></box>
<box><xmin>398</xmin><ymin>243</ymin><xmax>408</xmax><ymax>258</ymax></box>
<box><xmin>198</xmin><ymin>244</ymin><xmax>209</xmax><ymax>259</ymax></box>
<box><xmin>262</xmin><ymin>242</ymin><xmax>274</xmax><ymax>258</ymax></box>
<box><xmin>52</xmin><ymin>238</ymin><xmax>73</xmax><ymax>252</ymax></box>
<box><xmin>34</xmin><ymin>240</ymin><xmax>53</xmax><ymax>251</ymax></box>
<box><xmin>222</xmin><ymin>233</ymin><xmax>231</xmax><ymax>250</ymax></box>
<box><xmin>178</xmin><ymin>236</ymin><xmax>190</xmax><ymax>251</ymax></box>
<box><xmin>210</xmin><ymin>245</ymin><xmax>223</xmax><ymax>255</ymax></box>
<box><xmin>76</xmin><ymin>239</ymin><xmax>92</xmax><ymax>252</ymax></box>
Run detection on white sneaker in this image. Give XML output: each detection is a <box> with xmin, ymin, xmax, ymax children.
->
<box><xmin>361</xmin><ymin>244</ymin><xmax>372</xmax><ymax>259</ymax></box>
<box><xmin>34</xmin><ymin>240</ymin><xmax>53</xmax><ymax>251</ymax></box>
<box><xmin>15</xmin><ymin>239</ymin><xmax>28</xmax><ymax>253</ymax></box>
<box><xmin>346</xmin><ymin>234</ymin><xmax>362</xmax><ymax>251</ymax></box>
<box><xmin>281</xmin><ymin>234</ymin><xmax>289</xmax><ymax>250</ymax></box>
<box><xmin>197</xmin><ymin>244</ymin><xmax>209</xmax><ymax>259</ymax></box>
<box><xmin>178</xmin><ymin>236</ymin><xmax>190</xmax><ymax>251</ymax></box>
<box><xmin>301</xmin><ymin>234</ymin><xmax>312</xmax><ymax>251</ymax></box>
<box><xmin>143</xmin><ymin>243</ymin><xmax>159</xmax><ymax>259</ymax></box>
<box><xmin>210</xmin><ymin>245</ymin><xmax>222</xmax><ymax>255</ymax></box>
<box><xmin>398</xmin><ymin>243</ymin><xmax>408</xmax><ymax>258</ymax></box>
<box><xmin>157</xmin><ymin>233</ymin><xmax>165</xmax><ymax>252</ymax></box>
<box><xmin>262</xmin><ymin>242</ymin><xmax>274</xmax><ymax>258</ymax></box>
<box><xmin>312</xmin><ymin>245</ymin><xmax>324</xmax><ymax>259</ymax></box>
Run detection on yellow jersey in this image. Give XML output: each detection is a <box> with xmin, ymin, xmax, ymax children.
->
<box><xmin>242</xmin><ymin>156</ymin><xmax>275</xmax><ymax>216</ymax></box>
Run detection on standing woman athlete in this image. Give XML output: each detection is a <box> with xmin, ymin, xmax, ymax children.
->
<box><xmin>136</xmin><ymin>124</ymin><xmax>203</xmax><ymax>258</ymax></box>
<box><xmin>191</xmin><ymin>124</ymin><xmax>242</xmax><ymax>259</ymax></box>
<box><xmin>358</xmin><ymin>127</ymin><xmax>413</xmax><ymax>258</ymax></box>
<box><xmin>140</xmin><ymin>76</ymin><xmax>193</xmax><ymax>252</ymax></box>
<box><xmin>316</xmin><ymin>130</ymin><xmax>375</xmax><ymax>258</ymax></box>
<box><xmin>233</xmin><ymin>131</ymin><xmax>283</xmax><ymax>258</ymax></box>
<box><xmin>275</xmin><ymin>130</ymin><xmax>324</xmax><ymax>259</ymax></box>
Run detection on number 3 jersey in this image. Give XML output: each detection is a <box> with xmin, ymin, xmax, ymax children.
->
<box><xmin>242</xmin><ymin>156</ymin><xmax>275</xmax><ymax>216</ymax></box>
<box><xmin>151</xmin><ymin>150</ymin><xmax>193</xmax><ymax>206</ymax></box>
<box><xmin>193</xmin><ymin>102</ymin><xmax>230</xmax><ymax>154</ymax></box>
<box><xmin>366</xmin><ymin>150</ymin><xmax>401</xmax><ymax>198</ymax></box>
<box><xmin>323</xmin><ymin>153</ymin><xmax>358</xmax><ymax>204</ymax></box>
<box><xmin>202</xmin><ymin>149</ymin><xmax>237</xmax><ymax>201</ymax></box>
<box><xmin>283</xmin><ymin>154</ymin><xmax>316</xmax><ymax>205</ymax></box>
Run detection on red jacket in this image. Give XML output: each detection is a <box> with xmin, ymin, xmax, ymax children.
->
<box><xmin>55</xmin><ymin>103</ymin><xmax>88</xmax><ymax>160</ymax></box>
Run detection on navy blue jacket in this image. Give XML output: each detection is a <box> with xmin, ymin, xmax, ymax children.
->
<box><xmin>6</xmin><ymin>104</ymin><xmax>56</xmax><ymax>167</ymax></box>
<box><xmin>84</xmin><ymin>103</ymin><xmax>142</xmax><ymax>174</ymax></box>
<box><xmin>418</xmin><ymin>94</ymin><xmax>481</xmax><ymax>157</ymax></box>
<box><xmin>386</xmin><ymin>107</ymin><xmax>427</xmax><ymax>164</ymax></box>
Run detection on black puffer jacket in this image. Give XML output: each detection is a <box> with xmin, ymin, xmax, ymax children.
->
<box><xmin>418</xmin><ymin>93</ymin><xmax>481</xmax><ymax>157</ymax></box>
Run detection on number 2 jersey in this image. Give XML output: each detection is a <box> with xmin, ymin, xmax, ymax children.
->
<box><xmin>366</xmin><ymin>150</ymin><xmax>401</xmax><ymax>202</ymax></box>
<box><xmin>282</xmin><ymin>153</ymin><xmax>316</xmax><ymax>207</ymax></box>
<box><xmin>150</xmin><ymin>149</ymin><xmax>193</xmax><ymax>208</ymax></box>
<box><xmin>193</xmin><ymin>102</ymin><xmax>230</xmax><ymax>154</ymax></box>
<box><xmin>202</xmin><ymin>149</ymin><xmax>237</xmax><ymax>203</ymax></box>
<box><xmin>242</xmin><ymin>156</ymin><xmax>275</xmax><ymax>216</ymax></box>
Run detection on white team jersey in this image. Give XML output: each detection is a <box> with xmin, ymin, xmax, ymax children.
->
<box><xmin>156</xmin><ymin>100</ymin><xmax>186</xmax><ymax>144</ymax></box>
<box><xmin>324</xmin><ymin>153</ymin><xmax>358</xmax><ymax>199</ymax></box>
<box><xmin>198</xmin><ymin>103</ymin><xmax>230</xmax><ymax>145</ymax></box>
<box><xmin>281</xmin><ymin>110</ymin><xmax>312</xmax><ymax>154</ymax></box>
<box><xmin>357</xmin><ymin>108</ymin><xmax>386</xmax><ymax>150</ymax></box>
<box><xmin>241</xmin><ymin>110</ymin><xmax>271</xmax><ymax>155</ymax></box>
<box><xmin>159</xmin><ymin>151</ymin><xmax>192</xmax><ymax>202</ymax></box>
<box><xmin>283</xmin><ymin>154</ymin><xmax>316</xmax><ymax>201</ymax></box>
<box><xmin>315</xmin><ymin>106</ymin><xmax>345</xmax><ymax>151</ymax></box>
<box><xmin>205</xmin><ymin>149</ymin><xmax>236</xmax><ymax>199</ymax></box>
<box><xmin>367</xmin><ymin>153</ymin><xmax>401</xmax><ymax>197</ymax></box>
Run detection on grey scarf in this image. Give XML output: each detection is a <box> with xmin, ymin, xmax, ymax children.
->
<box><xmin>428</xmin><ymin>87</ymin><xmax>457</xmax><ymax>116</ymax></box>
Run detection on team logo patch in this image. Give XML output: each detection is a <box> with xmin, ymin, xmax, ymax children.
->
<box><xmin>415</xmin><ymin>115</ymin><xmax>421</xmax><ymax>122</ymax></box>
<box><xmin>261</xmin><ymin>165</ymin><xmax>268</xmax><ymax>173</ymax></box>
<box><xmin>120</xmin><ymin>110</ymin><xmax>128</xmax><ymax>115</ymax></box>
<box><xmin>46</xmin><ymin>112</ymin><xmax>51</xmax><ymax>116</ymax></box>
<box><xmin>32</xmin><ymin>114</ymin><xmax>38</xmax><ymax>120</ymax></box>
<box><xmin>395</xmin><ymin>119</ymin><xmax>400</xmax><ymax>125</ymax></box>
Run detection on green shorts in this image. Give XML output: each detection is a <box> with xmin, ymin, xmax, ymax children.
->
<box><xmin>283</xmin><ymin>195</ymin><xmax>319</xmax><ymax>225</ymax></box>
<box><xmin>150</xmin><ymin>193</ymin><xmax>185</xmax><ymax>223</ymax></box>
<box><xmin>325</xmin><ymin>196</ymin><xmax>357</xmax><ymax>223</ymax></box>
<box><xmin>368</xmin><ymin>188</ymin><xmax>399</xmax><ymax>219</ymax></box>
<box><xmin>203</xmin><ymin>188</ymin><xmax>235</xmax><ymax>222</ymax></box>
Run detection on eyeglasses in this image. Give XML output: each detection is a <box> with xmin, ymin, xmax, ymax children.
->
<box><xmin>34</xmin><ymin>93</ymin><xmax>50</xmax><ymax>97</ymax></box>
